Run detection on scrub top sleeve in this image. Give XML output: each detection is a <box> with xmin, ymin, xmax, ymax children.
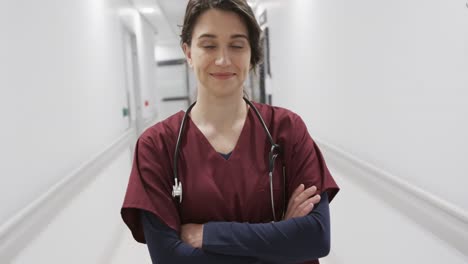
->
<box><xmin>288</xmin><ymin>114</ymin><xmax>339</xmax><ymax>202</ymax></box>
<box><xmin>121</xmin><ymin>136</ymin><xmax>181</xmax><ymax>243</ymax></box>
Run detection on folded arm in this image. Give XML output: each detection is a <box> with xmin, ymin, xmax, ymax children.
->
<box><xmin>202</xmin><ymin>192</ymin><xmax>331</xmax><ymax>263</ymax></box>
<box><xmin>140</xmin><ymin>210</ymin><xmax>260</xmax><ymax>264</ymax></box>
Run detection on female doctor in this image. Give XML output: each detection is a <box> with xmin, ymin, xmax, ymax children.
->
<box><xmin>121</xmin><ymin>0</ymin><xmax>340</xmax><ymax>263</ymax></box>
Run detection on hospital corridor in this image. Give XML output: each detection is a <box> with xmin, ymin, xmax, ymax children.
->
<box><xmin>1</xmin><ymin>0</ymin><xmax>468</xmax><ymax>263</ymax></box>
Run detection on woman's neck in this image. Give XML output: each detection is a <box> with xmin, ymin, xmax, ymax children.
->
<box><xmin>190</xmin><ymin>89</ymin><xmax>247</xmax><ymax>129</ymax></box>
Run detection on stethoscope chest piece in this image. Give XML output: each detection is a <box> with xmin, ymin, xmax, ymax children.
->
<box><xmin>172</xmin><ymin>178</ymin><xmax>182</xmax><ymax>203</ymax></box>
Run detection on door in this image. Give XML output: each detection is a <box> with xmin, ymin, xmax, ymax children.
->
<box><xmin>122</xmin><ymin>29</ymin><xmax>144</xmax><ymax>135</ymax></box>
<box><xmin>156</xmin><ymin>59</ymin><xmax>190</xmax><ymax>120</ymax></box>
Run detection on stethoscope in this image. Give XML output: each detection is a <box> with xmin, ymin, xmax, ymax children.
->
<box><xmin>172</xmin><ymin>97</ymin><xmax>286</xmax><ymax>221</ymax></box>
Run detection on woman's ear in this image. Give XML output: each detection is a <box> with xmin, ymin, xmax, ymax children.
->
<box><xmin>182</xmin><ymin>43</ymin><xmax>192</xmax><ymax>68</ymax></box>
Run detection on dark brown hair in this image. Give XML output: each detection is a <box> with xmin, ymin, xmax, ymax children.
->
<box><xmin>180</xmin><ymin>0</ymin><xmax>263</xmax><ymax>68</ymax></box>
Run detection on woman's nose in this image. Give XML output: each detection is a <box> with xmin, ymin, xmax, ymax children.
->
<box><xmin>215</xmin><ymin>48</ymin><xmax>232</xmax><ymax>66</ymax></box>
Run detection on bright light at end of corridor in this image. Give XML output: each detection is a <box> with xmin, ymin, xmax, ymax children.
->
<box><xmin>140</xmin><ymin>7</ymin><xmax>157</xmax><ymax>14</ymax></box>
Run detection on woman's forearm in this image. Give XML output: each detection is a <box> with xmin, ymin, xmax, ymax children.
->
<box><xmin>140</xmin><ymin>210</ymin><xmax>260</xmax><ymax>264</ymax></box>
<box><xmin>202</xmin><ymin>192</ymin><xmax>331</xmax><ymax>263</ymax></box>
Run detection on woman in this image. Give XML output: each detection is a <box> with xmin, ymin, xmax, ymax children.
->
<box><xmin>121</xmin><ymin>0</ymin><xmax>339</xmax><ymax>263</ymax></box>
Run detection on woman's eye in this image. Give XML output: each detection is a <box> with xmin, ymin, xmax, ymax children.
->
<box><xmin>202</xmin><ymin>45</ymin><xmax>243</xmax><ymax>49</ymax></box>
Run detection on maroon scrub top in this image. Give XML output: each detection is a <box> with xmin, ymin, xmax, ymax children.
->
<box><xmin>121</xmin><ymin>101</ymin><xmax>339</xmax><ymax>246</ymax></box>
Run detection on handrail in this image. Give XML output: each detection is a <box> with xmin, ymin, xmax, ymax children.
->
<box><xmin>315</xmin><ymin>138</ymin><xmax>468</xmax><ymax>257</ymax></box>
<box><xmin>318</xmin><ymin>138</ymin><xmax>468</xmax><ymax>224</ymax></box>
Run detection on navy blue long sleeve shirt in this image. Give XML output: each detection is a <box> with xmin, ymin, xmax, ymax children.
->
<box><xmin>140</xmin><ymin>192</ymin><xmax>330</xmax><ymax>263</ymax></box>
<box><xmin>140</xmin><ymin>209</ymin><xmax>261</xmax><ymax>263</ymax></box>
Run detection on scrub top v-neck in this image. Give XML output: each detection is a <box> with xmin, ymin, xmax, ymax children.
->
<box><xmin>177</xmin><ymin>106</ymin><xmax>272</xmax><ymax>224</ymax></box>
<box><xmin>185</xmin><ymin>107</ymin><xmax>250</xmax><ymax>163</ymax></box>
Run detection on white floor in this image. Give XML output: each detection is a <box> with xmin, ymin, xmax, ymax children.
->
<box><xmin>110</xmin><ymin>226</ymin><xmax>151</xmax><ymax>264</ymax></box>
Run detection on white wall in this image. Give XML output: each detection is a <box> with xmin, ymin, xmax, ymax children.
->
<box><xmin>257</xmin><ymin>0</ymin><xmax>468</xmax><ymax>216</ymax></box>
<box><xmin>0</xmin><ymin>0</ymin><xmax>158</xmax><ymax>262</ymax></box>
<box><xmin>255</xmin><ymin>0</ymin><xmax>468</xmax><ymax>262</ymax></box>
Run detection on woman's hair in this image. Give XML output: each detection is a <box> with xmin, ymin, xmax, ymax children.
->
<box><xmin>180</xmin><ymin>0</ymin><xmax>263</xmax><ymax>69</ymax></box>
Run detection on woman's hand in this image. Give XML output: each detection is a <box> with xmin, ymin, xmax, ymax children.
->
<box><xmin>181</xmin><ymin>223</ymin><xmax>204</xmax><ymax>248</ymax></box>
<box><xmin>283</xmin><ymin>184</ymin><xmax>321</xmax><ymax>220</ymax></box>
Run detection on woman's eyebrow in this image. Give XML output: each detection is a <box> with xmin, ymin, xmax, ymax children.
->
<box><xmin>198</xmin><ymin>34</ymin><xmax>216</xmax><ymax>39</ymax></box>
<box><xmin>231</xmin><ymin>34</ymin><xmax>248</xmax><ymax>40</ymax></box>
<box><xmin>197</xmin><ymin>34</ymin><xmax>248</xmax><ymax>40</ymax></box>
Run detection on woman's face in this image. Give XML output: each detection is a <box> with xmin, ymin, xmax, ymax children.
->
<box><xmin>183</xmin><ymin>9</ymin><xmax>251</xmax><ymax>98</ymax></box>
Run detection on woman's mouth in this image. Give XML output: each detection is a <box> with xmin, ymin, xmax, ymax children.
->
<box><xmin>210</xmin><ymin>72</ymin><xmax>236</xmax><ymax>80</ymax></box>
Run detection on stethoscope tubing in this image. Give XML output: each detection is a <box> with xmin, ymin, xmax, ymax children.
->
<box><xmin>172</xmin><ymin>97</ymin><xmax>285</xmax><ymax>221</ymax></box>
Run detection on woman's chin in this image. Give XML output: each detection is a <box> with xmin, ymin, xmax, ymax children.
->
<box><xmin>206</xmin><ymin>86</ymin><xmax>243</xmax><ymax>98</ymax></box>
